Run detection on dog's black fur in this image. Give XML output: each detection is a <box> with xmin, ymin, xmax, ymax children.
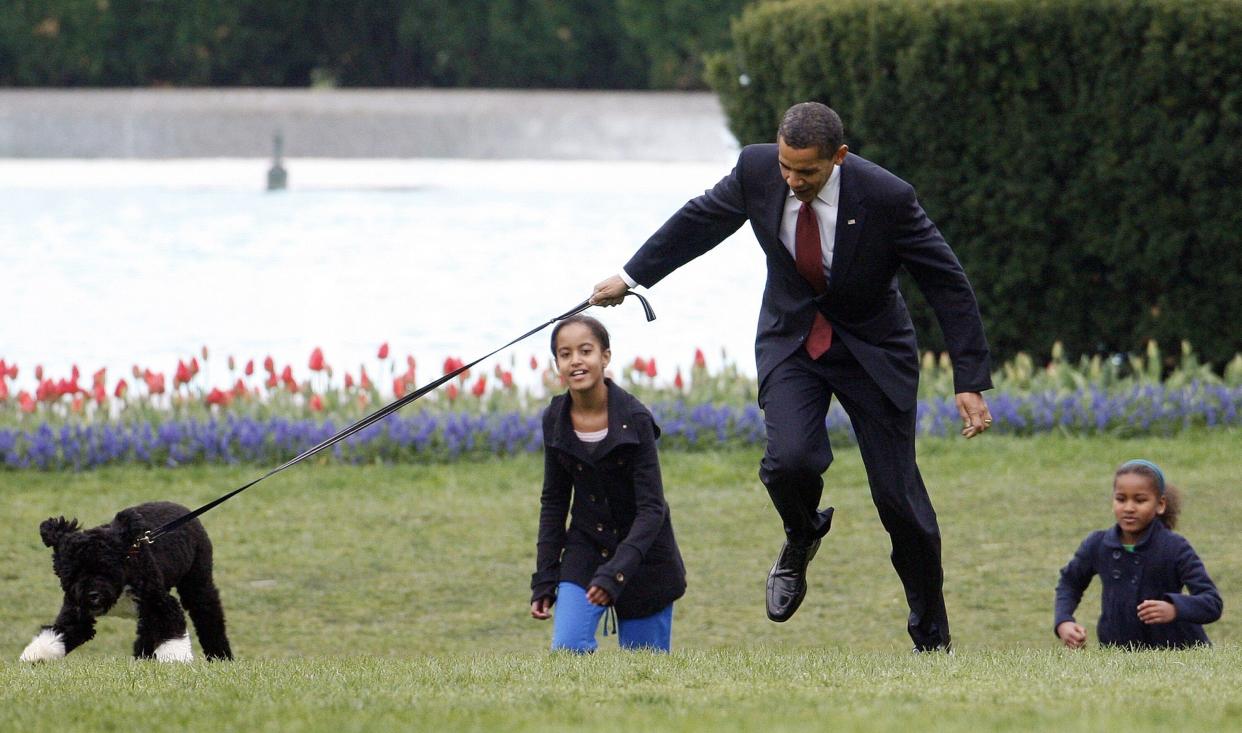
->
<box><xmin>27</xmin><ymin>501</ymin><xmax>232</xmax><ymax>660</ymax></box>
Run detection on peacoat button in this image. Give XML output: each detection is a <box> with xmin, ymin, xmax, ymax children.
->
<box><xmin>596</xmin><ymin>523</ymin><xmax>604</xmax><ymax>532</ymax></box>
<box><xmin>615</xmin><ymin>572</ymin><xmax>625</xmax><ymax>583</ymax></box>
<box><xmin>1111</xmin><ymin>569</ymin><xmax>1122</xmax><ymax>579</ymax></box>
<box><xmin>577</xmin><ymin>464</ymin><xmax>583</xmax><ymax>472</ymax></box>
<box><xmin>1130</xmin><ymin>577</ymin><xmax>1138</xmax><ymax>585</ymax></box>
<box><xmin>612</xmin><ymin>528</ymin><xmax>618</xmax><ymax>535</ymax></box>
<box><xmin>1112</xmin><ymin>550</ymin><xmax>1122</xmax><ymax>560</ymax></box>
<box><xmin>1133</xmin><ymin>558</ymin><xmax>1140</xmax><ymax>565</ymax></box>
<box><xmin>589</xmin><ymin>494</ymin><xmax>596</xmax><ymax>502</ymax></box>
<box><xmin>601</xmin><ymin>549</ymin><xmax>609</xmax><ymax>558</ymax></box>
<box><xmin>622</xmin><ymin>424</ymin><xmax>628</xmax><ymax>429</ymax></box>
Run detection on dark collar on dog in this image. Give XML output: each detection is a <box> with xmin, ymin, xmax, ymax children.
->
<box><xmin>127</xmin><ymin>531</ymin><xmax>154</xmax><ymax>559</ymax></box>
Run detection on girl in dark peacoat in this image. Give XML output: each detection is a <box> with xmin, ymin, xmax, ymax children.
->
<box><xmin>1055</xmin><ymin>459</ymin><xmax>1221</xmax><ymax>649</ymax></box>
<box><xmin>530</xmin><ymin>315</ymin><xmax>685</xmax><ymax>652</ymax></box>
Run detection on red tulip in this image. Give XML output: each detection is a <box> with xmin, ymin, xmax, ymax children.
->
<box><xmin>309</xmin><ymin>394</ymin><xmax>324</xmax><ymax>412</ymax></box>
<box><xmin>8</xmin><ymin>362</ymin><xmax>19</xmax><ymax>379</ymax></box>
<box><xmin>309</xmin><ymin>347</ymin><xmax>325</xmax><ymax>372</ymax></box>
<box><xmin>245</xmin><ymin>359</ymin><xmax>255</xmax><ymax>376</ymax></box>
<box><xmin>189</xmin><ymin>357</ymin><xmax>200</xmax><ymax>376</ymax></box>
<box><xmin>407</xmin><ymin>355</ymin><xmax>416</xmax><ymax>370</ymax></box>
<box><xmin>93</xmin><ymin>367</ymin><xmax>106</xmax><ymax>386</ymax></box>
<box><xmin>227</xmin><ymin>355</ymin><xmax>236</xmax><ymax>371</ymax></box>
<box><xmin>263</xmin><ymin>356</ymin><xmax>275</xmax><ymax>373</ymax></box>
<box><xmin>19</xmin><ymin>391</ymin><xmax>36</xmax><ymax>413</ymax></box>
<box><xmin>530</xmin><ymin>355</ymin><xmax>539</xmax><ymax>370</ymax></box>
<box><xmin>264</xmin><ymin>373</ymin><xmax>278</xmax><ymax>389</ymax></box>
<box><xmin>114</xmin><ymin>379</ymin><xmax>128</xmax><ymax>399</ymax></box>
<box><xmin>0</xmin><ymin>359</ymin><xmax>6</xmax><ymax>376</ymax></box>
<box><xmin>501</xmin><ymin>371</ymin><xmax>514</xmax><ymax>388</ymax></box>
<box><xmin>205</xmin><ymin>388</ymin><xmax>230</xmax><ymax>407</ymax></box>
<box><xmin>280</xmin><ymin>365</ymin><xmax>294</xmax><ymax>383</ymax></box>
<box><xmin>285</xmin><ymin>380</ymin><xmax>299</xmax><ymax>394</ymax></box>
<box><xmin>232</xmin><ymin>379</ymin><xmax>247</xmax><ymax>398</ymax></box>
<box><xmin>201</xmin><ymin>345</ymin><xmax>209</xmax><ymax>360</ymax></box>
<box><xmin>175</xmin><ymin>360</ymin><xmax>192</xmax><ymax>386</ymax></box>
<box><xmin>378</xmin><ymin>342</ymin><xmax>389</xmax><ymax>359</ymax></box>
<box><xmin>71</xmin><ymin>364</ymin><xmax>80</xmax><ymax>380</ymax></box>
<box><xmin>35</xmin><ymin>364</ymin><xmax>44</xmax><ymax>380</ymax></box>
<box><xmin>446</xmin><ymin>383</ymin><xmax>459</xmax><ymax>402</ymax></box>
<box><xmin>645</xmin><ymin>358</ymin><xmax>657</xmax><ymax>378</ymax></box>
<box><xmin>393</xmin><ymin>377</ymin><xmax>406</xmax><ymax>398</ymax></box>
<box><xmin>674</xmin><ymin>369</ymin><xmax>684</xmax><ymax>390</ymax></box>
<box><xmin>93</xmin><ymin>383</ymin><xmax>107</xmax><ymax>404</ymax></box>
<box><xmin>345</xmin><ymin>373</ymin><xmax>355</xmax><ymax>389</ymax></box>
<box><xmin>472</xmin><ymin>375</ymin><xmax>487</xmax><ymax>397</ymax></box>
<box><xmin>144</xmin><ymin>370</ymin><xmax>165</xmax><ymax>395</ymax></box>
<box><xmin>359</xmin><ymin>366</ymin><xmax>373</xmax><ymax>390</ymax></box>
<box><xmin>0</xmin><ymin>379</ymin><xmax>8</xmax><ymax>401</ymax></box>
<box><xmin>694</xmin><ymin>348</ymin><xmax>706</xmax><ymax>369</ymax></box>
<box><xmin>132</xmin><ymin>364</ymin><xmax>142</xmax><ymax>379</ymax></box>
<box><xmin>633</xmin><ymin>356</ymin><xmax>646</xmax><ymax>372</ymax></box>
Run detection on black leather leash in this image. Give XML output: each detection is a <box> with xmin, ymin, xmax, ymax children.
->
<box><xmin>134</xmin><ymin>292</ymin><xmax>656</xmax><ymax>548</ymax></box>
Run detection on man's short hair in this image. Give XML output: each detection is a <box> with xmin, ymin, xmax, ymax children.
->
<box><xmin>778</xmin><ymin>102</ymin><xmax>845</xmax><ymax>159</ymax></box>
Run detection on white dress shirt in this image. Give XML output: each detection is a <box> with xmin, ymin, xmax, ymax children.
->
<box><xmin>618</xmin><ymin>164</ymin><xmax>841</xmax><ymax>288</ymax></box>
<box><xmin>780</xmin><ymin>163</ymin><xmax>840</xmax><ymax>283</ymax></box>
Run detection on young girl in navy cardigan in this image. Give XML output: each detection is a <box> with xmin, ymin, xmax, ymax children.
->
<box><xmin>529</xmin><ymin>315</ymin><xmax>686</xmax><ymax>652</ymax></box>
<box><xmin>1055</xmin><ymin>459</ymin><xmax>1222</xmax><ymax>649</ymax></box>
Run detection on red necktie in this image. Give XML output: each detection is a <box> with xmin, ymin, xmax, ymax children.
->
<box><xmin>795</xmin><ymin>202</ymin><xmax>834</xmax><ymax>359</ymax></box>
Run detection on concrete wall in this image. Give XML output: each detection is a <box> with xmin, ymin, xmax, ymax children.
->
<box><xmin>0</xmin><ymin>89</ymin><xmax>738</xmax><ymax>161</ymax></box>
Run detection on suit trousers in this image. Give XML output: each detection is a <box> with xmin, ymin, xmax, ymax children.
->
<box><xmin>757</xmin><ymin>338</ymin><xmax>949</xmax><ymax>647</ymax></box>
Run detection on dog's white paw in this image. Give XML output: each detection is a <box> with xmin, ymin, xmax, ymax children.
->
<box><xmin>153</xmin><ymin>634</ymin><xmax>193</xmax><ymax>663</ymax></box>
<box><xmin>19</xmin><ymin>629</ymin><xmax>66</xmax><ymax>662</ymax></box>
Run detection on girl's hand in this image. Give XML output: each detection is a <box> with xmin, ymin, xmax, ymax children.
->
<box><xmin>530</xmin><ymin>597</ymin><xmax>553</xmax><ymax>620</ymax></box>
<box><xmin>1137</xmin><ymin>599</ymin><xmax>1177</xmax><ymax>625</ymax></box>
<box><xmin>1056</xmin><ymin>621</ymin><xmax>1087</xmax><ymax>649</ymax></box>
<box><xmin>586</xmin><ymin>585</ymin><xmax>612</xmax><ymax>606</ymax></box>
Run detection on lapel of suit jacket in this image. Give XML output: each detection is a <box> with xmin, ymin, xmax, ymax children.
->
<box><xmin>829</xmin><ymin>155</ymin><xmax>866</xmax><ymax>288</ymax></box>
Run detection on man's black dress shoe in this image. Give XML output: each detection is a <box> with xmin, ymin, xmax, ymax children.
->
<box><xmin>912</xmin><ymin>637</ymin><xmax>954</xmax><ymax>655</ymax></box>
<box><xmin>766</xmin><ymin>537</ymin><xmax>819</xmax><ymax>622</ymax></box>
<box><xmin>765</xmin><ymin>508</ymin><xmax>834</xmax><ymax>622</ymax></box>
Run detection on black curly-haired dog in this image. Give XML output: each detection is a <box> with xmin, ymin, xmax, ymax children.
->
<box><xmin>19</xmin><ymin>501</ymin><xmax>232</xmax><ymax>663</ymax></box>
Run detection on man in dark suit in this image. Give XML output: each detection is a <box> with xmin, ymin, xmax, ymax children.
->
<box><xmin>590</xmin><ymin>102</ymin><xmax>993</xmax><ymax>651</ymax></box>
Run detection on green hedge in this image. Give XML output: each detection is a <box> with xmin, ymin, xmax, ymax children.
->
<box><xmin>706</xmin><ymin>0</ymin><xmax>1242</xmax><ymax>368</ymax></box>
<box><xmin>0</xmin><ymin>0</ymin><xmax>750</xmax><ymax>89</ymax></box>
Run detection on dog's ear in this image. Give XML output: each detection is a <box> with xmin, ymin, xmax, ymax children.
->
<box><xmin>113</xmin><ymin>508</ymin><xmax>150</xmax><ymax>544</ymax></box>
<box><xmin>39</xmin><ymin>517</ymin><xmax>81</xmax><ymax>548</ymax></box>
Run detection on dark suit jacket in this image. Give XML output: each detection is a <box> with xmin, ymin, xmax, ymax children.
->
<box><xmin>1055</xmin><ymin>520</ymin><xmax>1222</xmax><ymax>648</ymax></box>
<box><xmin>532</xmin><ymin>379</ymin><xmax>686</xmax><ymax>619</ymax></box>
<box><xmin>624</xmin><ymin>145</ymin><xmax>992</xmax><ymax>410</ymax></box>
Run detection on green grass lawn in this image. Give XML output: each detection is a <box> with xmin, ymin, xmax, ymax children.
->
<box><xmin>2</xmin><ymin>432</ymin><xmax>1240</xmax><ymax>731</ymax></box>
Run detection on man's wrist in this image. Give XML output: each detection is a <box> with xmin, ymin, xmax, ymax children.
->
<box><xmin>619</xmin><ymin>269</ymin><xmax>637</xmax><ymax>289</ymax></box>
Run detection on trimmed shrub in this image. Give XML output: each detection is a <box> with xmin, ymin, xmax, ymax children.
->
<box><xmin>0</xmin><ymin>0</ymin><xmax>747</xmax><ymax>89</ymax></box>
<box><xmin>706</xmin><ymin>0</ymin><xmax>1242</xmax><ymax>368</ymax></box>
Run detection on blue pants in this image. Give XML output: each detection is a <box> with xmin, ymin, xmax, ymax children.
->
<box><xmin>551</xmin><ymin>582</ymin><xmax>673</xmax><ymax>653</ymax></box>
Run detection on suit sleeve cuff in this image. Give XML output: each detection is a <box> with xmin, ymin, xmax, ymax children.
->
<box><xmin>619</xmin><ymin>269</ymin><xmax>638</xmax><ymax>289</ymax></box>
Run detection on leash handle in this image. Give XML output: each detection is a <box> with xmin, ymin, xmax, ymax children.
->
<box><xmin>141</xmin><ymin>291</ymin><xmax>655</xmax><ymax>545</ymax></box>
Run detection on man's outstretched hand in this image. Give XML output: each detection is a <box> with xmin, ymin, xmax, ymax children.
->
<box><xmin>956</xmin><ymin>391</ymin><xmax>993</xmax><ymax>439</ymax></box>
<box><xmin>590</xmin><ymin>275</ymin><xmax>630</xmax><ymax>307</ymax></box>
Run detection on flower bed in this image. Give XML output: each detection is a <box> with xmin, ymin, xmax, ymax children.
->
<box><xmin>1</xmin><ymin>341</ymin><xmax>1239</xmax><ymax>470</ymax></box>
